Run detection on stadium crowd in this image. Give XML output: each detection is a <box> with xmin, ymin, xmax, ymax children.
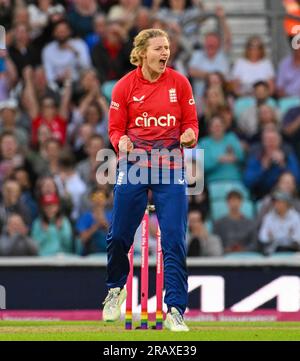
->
<box><xmin>1</xmin><ymin>0</ymin><xmax>300</xmax><ymax>257</ymax></box>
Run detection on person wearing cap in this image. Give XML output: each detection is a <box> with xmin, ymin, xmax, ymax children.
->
<box><xmin>31</xmin><ymin>193</ymin><xmax>73</xmax><ymax>256</ymax></box>
<box><xmin>258</xmin><ymin>190</ymin><xmax>300</xmax><ymax>255</ymax></box>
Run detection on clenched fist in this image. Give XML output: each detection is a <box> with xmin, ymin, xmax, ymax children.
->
<box><xmin>118</xmin><ymin>135</ymin><xmax>134</xmax><ymax>153</ymax></box>
<box><xmin>180</xmin><ymin>128</ymin><xmax>196</xmax><ymax>148</ymax></box>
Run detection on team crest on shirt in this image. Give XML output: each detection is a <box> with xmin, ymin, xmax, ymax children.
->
<box><xmin>169</xmin><ymin>88</ymin><xmax>177</xmax><ymax>103</ymax></box>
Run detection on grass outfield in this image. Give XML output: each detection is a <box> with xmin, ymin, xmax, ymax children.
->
<box><xmin>1</xmin><ymin>321</ymin><xmax>300</xmax><ymax>341</ymax></box>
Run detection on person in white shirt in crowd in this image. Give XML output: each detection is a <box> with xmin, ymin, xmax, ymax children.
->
<box><xmin>54</xmin><ymin>152</ymin><xmax>87</xmax><ymax>221</ymax></box>
<box><xmin>258</xmin><ymin>190</ymin><xmax>300</xmax><ymax>255</ymax></box>
<box><xmin>188</xmin><ymin>6</ymin><xmax>231</xmax><ymax>99</ymax></box>
<box><xmin>42</xmin><ymin>19</ymin><xmax>91</xmax><ymax>89</ymax></box>
<box><xmin>27</xmin><ymin>0</ymin><xmax>65</xmax><ymax>39</ymax></box>
<box><xmin>231</xmin><ymin>36</ymin><xmax>275</xmax><ymax>96</ymax></box>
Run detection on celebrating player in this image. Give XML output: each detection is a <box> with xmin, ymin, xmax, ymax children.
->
<box><xmin>102</xmin><ymin>28</ymin><xmax>198</xmax><ymax>332</ymax></box>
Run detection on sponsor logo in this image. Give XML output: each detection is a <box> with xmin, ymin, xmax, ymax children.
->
<box><xmin>110</xmin><ymin>100</ymin><xmax>120</xmax><ymax>110</ymax></box>
<box><xmin>169</xmin><ymin>88</ymin><xmax>177</xmax><ymax>103</ymax></box>
<box><xmin>133</xmin><ymin>95</ymin><xmax>145</xmax><ymax>102</ymax></box>
<box><xmin>135</xmin><ymin>112</ymin><xmax>176</xmax><ymax>127</ymax></box>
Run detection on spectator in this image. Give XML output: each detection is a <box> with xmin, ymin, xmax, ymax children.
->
<box><xmin>31</xmin><ymin>193</ymin><xmax>73</xmax><ymax>256</ymax></box>
<box><xmin>13</xmin><ymin>166</ymin><xmax>38</xmax><ymax>221</ymax></box>
<box><xmin>22</xmin><ymin>66</ymin><xmax>60</xmax><ymax>106</ymax></box>
<box><xmin>22</xmin><ymin>65</ymin><xmax>72</xmax><ymax>146</ymax></box>
<box><xmin>128</xmin><ymin>6</ymin><xmax>152</xmax><ymax>41</ymax></box>
<box><xmin>0</xmin><ymin>50</ymin><xmax>18</xmax><ymax>101</ymax></box>
<box><xmin>107</xmin><ymin>0</ymin><xmax>140</xmax><ymax>33</ymax></box>
<box><xmin>69</xmin><ymin>68</ymin><xmax>109</xmax><ymax>147</ymax></box>
<box><xmin>213</xmin><ymin>190</ymin><xmax>257</xmax><ymax>254</ymax></box>
<box><xmin>256</xmin><ymin>171</ymin><xmax>300</xmax><ymax>227</ymax></box>
<box><xmin>76</xmin><ymin>134</ymin><xmax>105</xmax><ymax>189</ymax></box>
<box><xmin>244</xmin><ymin>126</ymin><xmax>300</xmax><ymax>199</ymax></box>
<box><xmin>0</xmin><ymin>98</ymin><xmax>29</xmax><ymax>148</ymax></box>
<box><xmin>237</xmin><ymin>81</ymin><xmax>278</xmax><ymax>139</ymax></box>
<box><xmin>258</xmin><ymin>190</ymin><xmax>300</xmax><ymax>255</ymax></box>
<box><xmin>187</xmin><ymin>209</ymin><xmax>222</xmax><ymax>257</ymax></box>
<box><xmin>35</xmin><ymin>174</ymin><xmax>72</xmax><ymax>218</ymax></box>
<box><xmin>198</xmin><ymin>115</ymin><xmax>244</xmax><ymax>183</ymax></box>
<box><xmin>8</xmin><ymin>23</ymin><xmax>40</xmax><ymax>78</ymax></box>
<box><xmin>55</xmin><ymin>152</ymin><xmax>87</xmax><ymax>220</ymax></box>
<box><xmin>153</xmin><ymin>0</ymin><xmax>209</xmax><ymax>48</ymax></box>
<box><xmin>199</xmin><ymin>85</ymin><xmax>228</xmax><ymax>137</ymax></box>
<box><xmin>0</xmin><ymin>0</ymin><xmax>13</xmax><ymax>32</ymax></box>
<box><xmin>42</xmin><ymin>19</ymin><xmax>91</xmax><ymax>88</ymax></box>
<box><xmin>0</xmin><ymin>178</ymin><xmax>32</xmax><ymax>231</ymax></box>
<box><xmin>282</xmin><ymin>104</ymin><xmax>300</xmax><ymax>161</ymax></box>
<box><xmin>248</xmin><ymin>105</ymin><xmax>280</xmax><ymax>144</ymax></box>
<box><xmin>29</xmin><ymin>137</ymin><xmax>63</xmax><ymax>178</ymax></box>
<box><xmin>0</xmin><ymin>213</ymin><xmax>38</xmax><ymax>256</ymax></box>
<box><xmin>35</xmin><ymin>175</ymin><xmax>59</xmax><ymax>199</ymax></box>
<box><xmin>30</xmin><ymin>2</ymin><xmax>66</xmax><ymax>54</ymax></box>
<box><xmin>71</xmin><ymin>122</ymin><xmax>94</xmax><ymax>162</ymax></box>
<box><xmin>204</xmin><ymin>71</ymin><xmax>231</xmax><ymax>99</ymax></box>
<box><xmin>67</xmin><ymin>0</ymin><xmax>98</xmax><ymax>39</ymax></box>
<box><xmin>189</xmin><ymin>32</ymin><xmax>230</xmax><ymax>98</ymax></box>
<box><xmin>91</xmin><ymin>21</ymin><xmax>133</xmax><ymax>84</ymax></box>
<box><xmin>75</xmin><ymin>189</ymin><xmax>109</xmax><ymax>255</ymax></box>
<box><xmin>277</xmin><ymin>46</ymin><xmax>300</xmax><ymax>97</ymax></box>
<box><xmin>12</xmin><ymin>5</ymin><xmax>30</xmax><ymax>28</ymax></box>
<box><xmin>166</xmin><ymin>31</ymin><xmax>191</xmax><ymax>76</ymax></box>
<box><xmin>85</xmin><ymin>12</ymin><xmax>107</xmax><ymax>52</ymax></box>
<box><xmin>0</xmin><ymin>131</ymin><xmax>34</xmax><ymax>187</ymax></box>
<box><xmin>218</xmin><ymin>105</ymin><xmax>238</xmax><ymax>135</ymax></box>
<box><xmin>231</xmin><ymin>36</ymin><xmax>275</xmax><ymax>96</ymax></box>
<box><xmin>28</xmin><ymin>0</ymin><xmax>66</xmax><ymax>39</ymax></box>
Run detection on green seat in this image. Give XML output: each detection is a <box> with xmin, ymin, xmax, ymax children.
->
<box><xmin>233</xmin><ymin>96</ymin><xmax>255</xmax><ymax>118</ymax></box>
<box><xmin>208</xmin><ymin>180</ymin><xmax>250</xmax><ymax>201</ymax></box>
<box><xmin>211</xmin><ymin>199</ymin><xmax>255</xmax><ymax>220</ymax></box>
<box><xmin>102</xmin><ymin>80</ymin><xmax>117</xmax><ymax>102</ymax></box>
<box><xmin>278</xmin><ymin>96</ymin><xmax>300</xmax><ymax>117</ymax></box>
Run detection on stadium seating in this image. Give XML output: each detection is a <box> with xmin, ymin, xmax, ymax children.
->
<box><xmin>208</xmin><ymin>180</ymin><xmax>250</xmax><ymax>201</ymax></box>
<box><xmin>211</xmin><ymin>198</ymin><xmax>255</xmax><ymax>220</ymax></box>
<box><xmin>278</xmin><ymin>96</ymin><xmax>300</xmax><ymax>117</ymax></box>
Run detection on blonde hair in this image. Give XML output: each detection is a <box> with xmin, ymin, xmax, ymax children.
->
<box><xmin>130</xmin><ymin>28</ymin><xmax>169</xmax><ymax>66</ymax></box>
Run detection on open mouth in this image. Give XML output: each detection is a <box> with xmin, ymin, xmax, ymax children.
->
<box><xmin>159</xmin><ymin>59</ymin><xmax>167</xmax><ymax>66</ymax></box>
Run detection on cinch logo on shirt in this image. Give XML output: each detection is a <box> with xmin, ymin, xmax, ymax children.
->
<box><xmin>110</xmin><ymin>100</ymin><xmax>120</xmax><ymax>110</ymax></box>
<box><xmin>135</xmin><ymin>112</ymin><xmax>176</xmax><ymax>127</ymax></box>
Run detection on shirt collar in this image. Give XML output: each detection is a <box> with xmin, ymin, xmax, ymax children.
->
<box><xmin>136</xmin><ymin>66</ymin><xmax>169</xmax><ymax>84</ymax></box>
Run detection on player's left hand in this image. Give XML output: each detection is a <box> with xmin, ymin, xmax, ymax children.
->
<box><xmin>180</xmin><ymin>128</ymin><xmax>196</xmax><ymax>148</ymax></box>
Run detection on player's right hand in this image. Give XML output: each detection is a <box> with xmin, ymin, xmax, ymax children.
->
<box><xmin>118</xmin><ymin>135</ymin><xmax>134</xmax><ymax>153</ymax></box>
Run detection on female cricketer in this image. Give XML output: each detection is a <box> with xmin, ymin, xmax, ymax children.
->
<box><xmin>102</xmin><ymin>28</ymin><xmax>198</xmax><ymax>331</ymax></box>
